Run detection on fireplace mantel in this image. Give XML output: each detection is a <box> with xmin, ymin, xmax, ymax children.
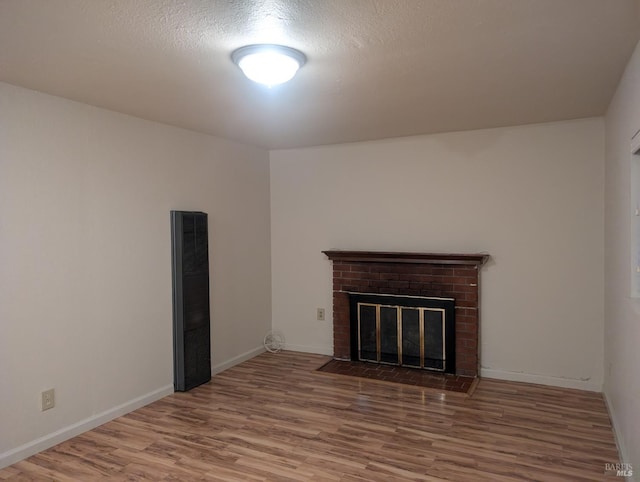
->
<box><xmin>322</xmin><ymin>250</ymin><xmax>489</xmax><ymax>266</ymax></box>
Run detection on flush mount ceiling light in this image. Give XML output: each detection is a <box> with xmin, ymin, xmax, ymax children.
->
<box><xmin>231</xmin><ymin>44</ymin><xmax>306</xmax><ymax>87</ymax></box>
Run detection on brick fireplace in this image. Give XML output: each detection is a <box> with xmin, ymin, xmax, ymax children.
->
<box><xmin>323</xmin><ymin>251</ymin><xmax>489</xmax><ymax>377</ymax></box>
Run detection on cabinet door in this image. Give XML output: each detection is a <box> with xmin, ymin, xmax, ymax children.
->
<box><xmin>171</xmin><ymin>211</ymin><xmax>211</xmax><ymax>391</ymax></box>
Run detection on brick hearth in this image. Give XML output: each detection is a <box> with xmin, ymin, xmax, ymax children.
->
<box><xmin>323</xmin><ymin>251</ymin><xmax>489</xmax><ymax>377</ymax></box>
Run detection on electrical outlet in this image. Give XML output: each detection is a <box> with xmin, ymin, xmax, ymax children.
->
<box><xmin>317</xmin><ymin>308</ymin><xmax>325</xmax><ymax>321</ymax></box>
<box><xmin>42</xmin><ymin>389</ymin><xmax>55</xmax><ymax>411</ymax></box>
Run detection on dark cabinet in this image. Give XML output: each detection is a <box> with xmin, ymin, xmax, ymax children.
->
<box><xmin>171</xmin><ymin>211</ymin><xmax>211</xmax><ymax>391</ymax></box>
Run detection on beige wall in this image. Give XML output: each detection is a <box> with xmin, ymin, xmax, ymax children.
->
<box><xmin>604</xmin><ymin>39</ymin><xmax>640</xmax><ymax>470</ymax></box>
<box><xmin>271</xmin><ymin>118</ymin><xmax>604</xmax><ymax>390</ymax></box>
<box><xmin>0</xmin><ymin>82</ymin><xmax>271</xmax><ymax>463</ymax></box>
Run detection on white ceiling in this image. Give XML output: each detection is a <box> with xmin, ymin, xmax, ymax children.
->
<box><xmin>1</xmin><ymin>0</ymin><xmax>639</xmax><ymax>149</ymax></box>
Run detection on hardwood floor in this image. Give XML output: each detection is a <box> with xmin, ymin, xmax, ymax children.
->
<box><xmin>0</xmin><ymin>351</ymin><xmax>620</xmax><ymax>481</ymax></box>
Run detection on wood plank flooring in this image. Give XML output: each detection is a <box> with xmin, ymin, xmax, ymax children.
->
<box><xmin>0</xmin><ymin>351</ymin><xmax>620</xmax><ymax>481</ymax></box>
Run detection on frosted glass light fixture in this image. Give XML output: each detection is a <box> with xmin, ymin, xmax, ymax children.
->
<box><xmin>231</xmin><ymin>44</ymin><xmax>306</xmax><ymax>87</ymax></box>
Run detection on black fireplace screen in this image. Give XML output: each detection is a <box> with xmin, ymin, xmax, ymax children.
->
<box><xmin>350</xmin><ymin>294</ymin><xmax>455</xmax><ymax>373</ymax></box>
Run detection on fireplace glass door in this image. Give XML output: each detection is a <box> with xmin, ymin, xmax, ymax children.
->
<box><xmin>357</xmin><ymin>302</ymin><xmax>446</xmax><ymax>371</ymax></box>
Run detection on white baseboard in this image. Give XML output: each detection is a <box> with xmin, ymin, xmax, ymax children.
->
<box><xmin>212</xmin><ymin>345</ymin><xmax>265</xmax><ymax>375</ymax></box>
<box><xmin>0</xmin><ymin>384</ymin><xmax>173</xmax><ymax>470</ymax></box>
<box><xmin>480</xmin><ymin>367</ymin><xmax>602</xmax><ymax>392</ymax></box>
<box><xmin>282</xmin><ymin>343</ymin><xmax>333</xmax><ymax>356</ymax></box>
<box><xmin>603</xmin><ymin>390</ymin><xmax>636</xmax><ymax>481</ymax></box>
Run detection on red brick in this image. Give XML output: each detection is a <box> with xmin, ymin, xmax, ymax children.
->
<box><xmin>462</xmin><ymin>291</ymin><xmax>478</xmax><ymax>302</ymax></box>
<box><xmin>452</xmin><ymin>283</ymin><xmax>478</xmax><ymax>293</ymax></box>
<box><xmin>333</xmin><ymin>278</ymin><xmax>347</xmax><ymax>288</ymax></box>
<box><xmin>369</xmin><ymin>280</ymin><xmax>389</xmax><ymax>289</ymax></box>
<box><xmin>457</xmin><ymin>322</ymin><xmax>477</xmax><ymax>334</ymax></box>
<box><xmin>432</xmin><ymin>267</ymin><xmax>454</xmax><ymax>276</ymax></box>
<box><xmin>342</xmin><ymin>284</ymin><xmax>363</xmax><ymax>292</ymax></box>
<box><xmin>462</xmin><ymin>339</ymin><xmax>477</xmax><ymax>349</ymax></box>
<box><xmin>343</xmin><ymin>271</ymin><xmax>367</xmax><ymax>279</ymax></box>
<box><xmin>389</xmin><ymin>280</ymin><xmax>409</xmax><ymax>289</ymax></box>
<box><xmin>430</xmin><ymin>283</ymin><xmax>454</xmax><ymax>292</ymax></box>
<box><xmin>455</xmin><ymin>306</ymin><xmax>477</xmax><ymax>313</ymax></box>
<box><xmin>425</xmin><ymin>275</ymin><xmax>449</xmax><ymax>284</ymax></box>
<box><xmin>455</xmin><ymin>314</ymin><xmax>476</xmax><ymax>323</ymax></box>
<box><xmin>454</xmin><ymin>268</ymin><xmax>477</xmax><ymax>277</ymax></box>
<box><xmin>369</xmin><ymin>264</ymin><xmax>396</xmax><ymax>273</ymax></box>
<box><xmin>349</xmin><ymin>264</ymin><xmax>371</xmax><ymax>273</ymax></box>
<box><xmin>403</xmin><ymin>273</ymin><xmax>425</xmax><ymax>283</ymax></box>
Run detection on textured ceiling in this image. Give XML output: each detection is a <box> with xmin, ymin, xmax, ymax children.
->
<box><xmin>1</xmin><ymin>0</ymin><xmax>639</xmax><ymax>149</ymax></box>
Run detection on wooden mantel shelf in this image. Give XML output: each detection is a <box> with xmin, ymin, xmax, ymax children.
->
<box><xmin>322</xmin><ymin>250</ymin><xmax>490</xmax><ymax>266</ymax></box>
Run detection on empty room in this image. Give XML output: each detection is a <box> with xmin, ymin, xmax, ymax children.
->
<box><xmin>1</xmin><ymin>1</ymin><xmax>639</xmax><ymax>480</ymax></box>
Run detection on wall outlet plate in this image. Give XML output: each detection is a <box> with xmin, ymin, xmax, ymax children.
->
<box><xmin>317</xmin><ymin>308</ymin><xmax>325</xmax><ymax>321</ymax></box>
<box><xmin>42</xmin><ymin>389</ymin><xmax>55</xmax><ymax>411</ymax></box>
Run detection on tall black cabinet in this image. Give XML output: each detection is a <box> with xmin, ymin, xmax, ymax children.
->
<box><xmin>171</xmin><ymin>211</ymin><xmax>211</xmax><ymax>391</ymax></box>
